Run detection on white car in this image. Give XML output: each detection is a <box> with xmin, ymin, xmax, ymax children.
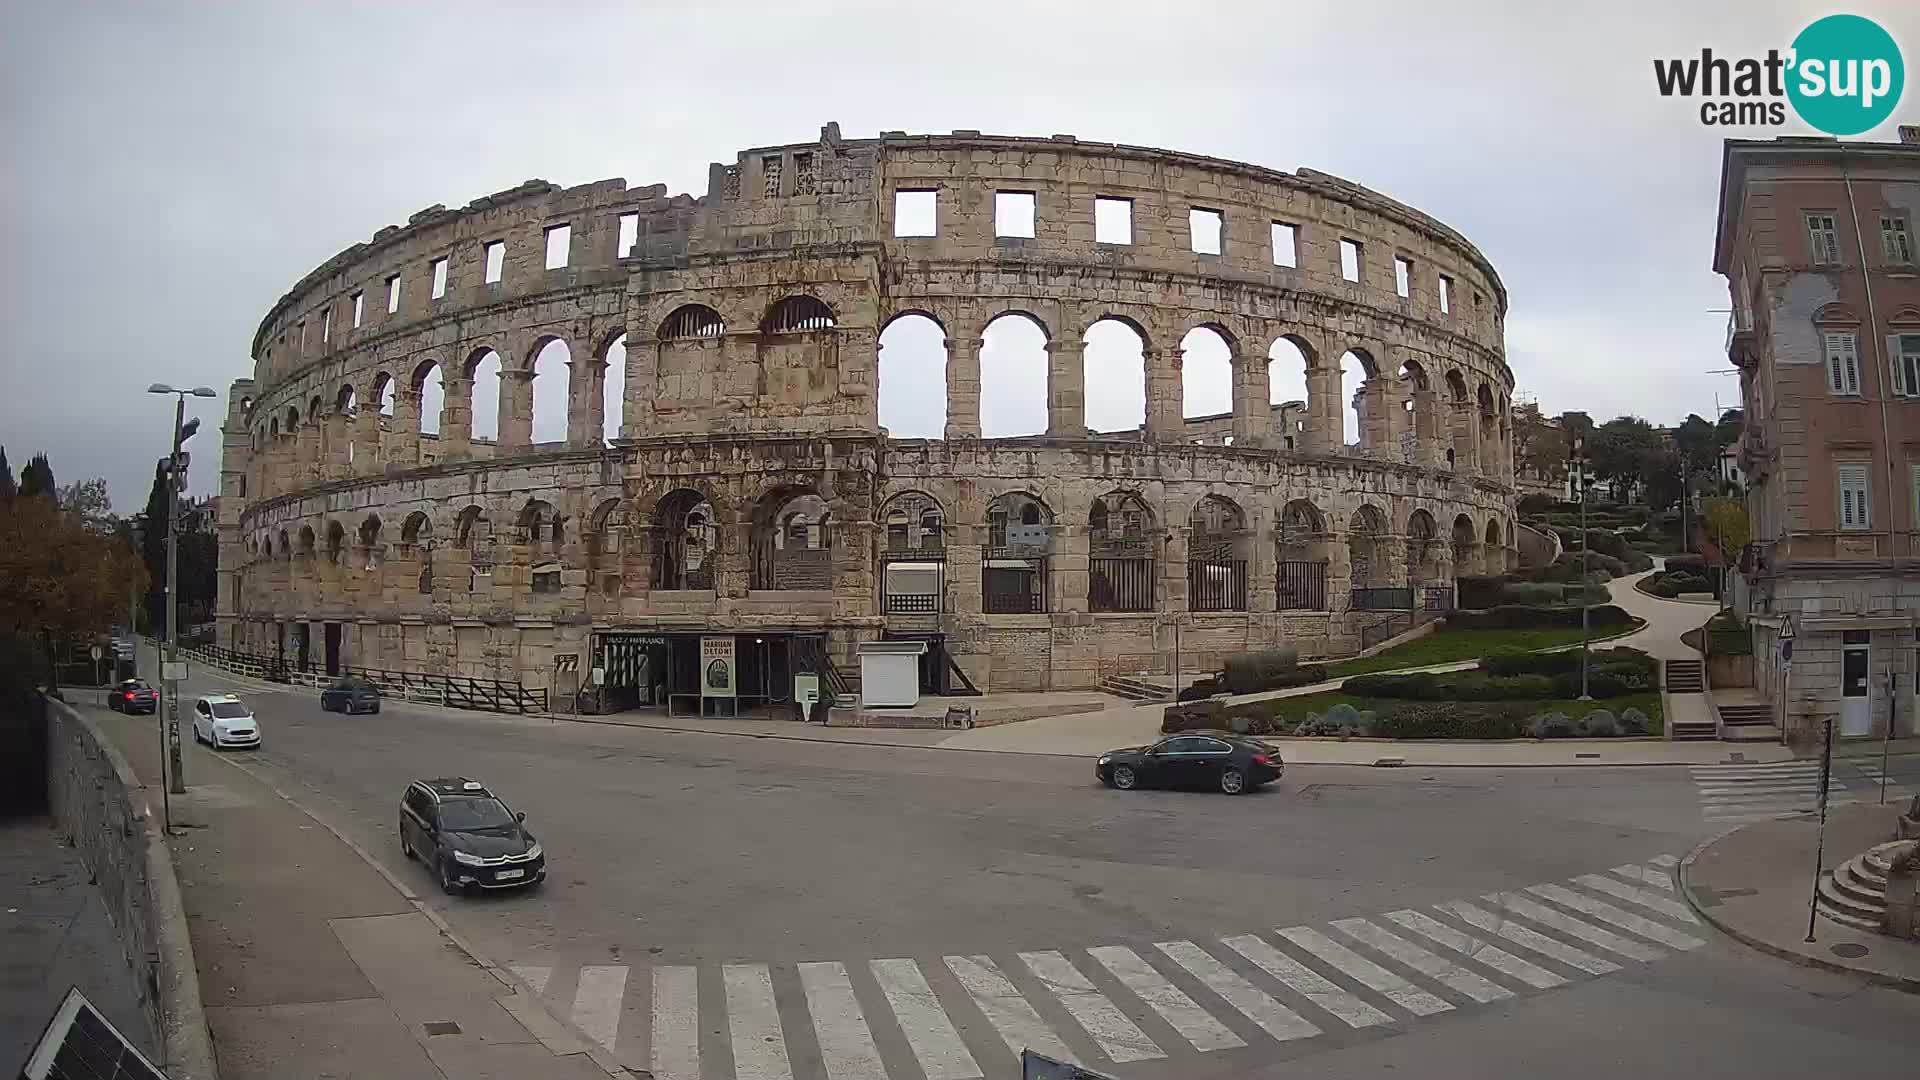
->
<box><xmin>192</xmin><ymin>694</ymin><xmax>260</xmax><ymax>749</ymax></box>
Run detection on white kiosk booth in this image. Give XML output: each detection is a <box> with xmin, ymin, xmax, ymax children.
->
<box><xmin>856</xmin><ymin>640</ymin><xmax>928</xmax><ymax>707</ymax></box>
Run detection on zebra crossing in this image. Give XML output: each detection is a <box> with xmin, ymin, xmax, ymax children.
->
<box><xmin>508</xmin><ymin>854</ymin><xmax>1699</xmax><ymax>1078</ymax></box>
<box><xmin>1692</xmin><ymin>760</ymin><xmax>1917</xmax><ymax>824</ymax></box>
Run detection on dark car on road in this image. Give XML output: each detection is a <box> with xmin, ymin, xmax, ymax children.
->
<box><xmin>107</xmin><ymin>679</ymin><xmax>158</xmax><ymax>715</ymax></box>
<box><xmin>320</xmin><ymin>676</ymin><xmax>382</xmax><ymax>714</ymax></box>
<box><xmin>1096</xmin><ymin>732</ymin><xmax>1283</xmax><ymax>795</ymax></box>
<box><xmin>398</xmin><ymin>778</ymin><xmax>544</xmax><ymax>894</ymax></box>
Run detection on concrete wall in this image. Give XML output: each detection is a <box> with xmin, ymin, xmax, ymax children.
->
<box><xmin>43</xmin><ymin>698</ymin><xmax>216</xmax><ymax>1078</ymax></box>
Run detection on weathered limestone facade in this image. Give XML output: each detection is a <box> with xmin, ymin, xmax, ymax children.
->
<box><xmin>219</xmin><ymin>126</ymin><xmax>1517</xmax><ymax>697</ymax></box>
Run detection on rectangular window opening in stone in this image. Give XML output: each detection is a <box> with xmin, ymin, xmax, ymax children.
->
<box><xmin>617</xmin><ymin>213</ymin><xmax>639</xmax><ymax>257</ymax></box>
<box><xmin>430</xmin><ymin>257</ymin><xmax>448</xmax><ymax>299</ymax></box>
<box><xmin>1394</xmin><ymin>256</ymin><xmax>1412</xmax><ymax>298</ymax></box>
<box><xmin>295</xmin><ymin>321</ymin><xmax>305</xmax><ymax>348</ymax></box>
<box><xmin>351</xmin><ymin>291</ymin><xmax>363</xmax><ymax>328</ymax></box>
<box><xmin>544</xmin><ymin>224</ymin><xmax>570</xmax><ymax>270</ymax></box>
<box><xmin>1825</xmin><ymin>331</ymin><xmax>1860</xmax><ymax>395</ymax></box>
<box><xmin>1807</xmin><ymin>212</ymin><xmax>1841</xmax><ymax>265</ymax></box>
<box><xmin>1838</xmin><ymin>461</ymin><xmax>1871</xmax><ymax>530</ymax></box>
<box><xmin>484</xmin><ymin>241</ymin><xmax>505</xmax><ymax>283</ymax></box>
<box><xmin>1095</xmin><ymin>197</ymin><xmax>1132</xmax><ymax>244</ymax></box>
<box><xmin>762</xmin><ymin>155</ymin><xmax>783</xmax><ymax>198</ymax></box>
<box><xmin>1271</xmin><ymin>221</ymin><xmax>1297</xmax><ymax>266</ymax></box>
<box><xmin>1340</xmin><ymin>239</ymin><xmax>1361</xmax><ymax>282</ymax></box>
<box><xmin>793</xmin><ymin>153</ymin><xmax>816</xmax><ymax>196</ymax></box>
<box><xmin>893</xmin><ymin>189</ymin><xmax>936</xmax><ymax>237</ymax></box>
<box><xmin>321</xmin><ymin>305</ymin><xmax>331</xmax><ymax>343</ymax></box>
<box><xmin>386</xmin><ymin>274</ymin><xmax>401</xmax><ymax>313</ymax></box>
<box><xmin>1189</xmin><ymin>208</ymin><xmax>1222</xmax><ymax>255</ymax></box>
<box><xmin>1439</xmin><ymin>275</ymin><xmax>1452</xmax><ymax>314</ymax></box>
<box><xmin>996</xmin><ymin>191</ymin><xmax>1036</xmax><ymax>238</ymax></box>
<box><xmin>1897</xmin><ymin>334</ymin><xmax>1920</xmax><ymax>397</ymax></box>
<box><xmin>1884</xmin><ymin>215</ymin><xmax>1914</xmax><ymax>264</ymax></box>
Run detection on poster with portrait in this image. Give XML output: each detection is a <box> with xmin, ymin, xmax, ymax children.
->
<box><xmin>700</xmin><ymin>635</ymin><xmax>735</xmax><ymax>697</ymax></box>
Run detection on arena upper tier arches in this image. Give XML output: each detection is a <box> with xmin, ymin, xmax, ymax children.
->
<box><xmin>216</xmin><ymin>125</ymin><xmax>1516</xmax><ymax>695</ymax></box>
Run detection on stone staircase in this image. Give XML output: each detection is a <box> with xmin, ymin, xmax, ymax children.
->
<box><xmin>1665</xmin><ymin>658</ymin><xmax>1706</xmax><ymax>693</ymax></box>
<box><xmin>1817</xmin><ymin>840</ymin><xmax>1919</xmax><ymax>932</ymax></box>
<box><xmin>1716</xmin><ymin>701</ymin><xmax>1779</xmax><ymax>743</ymax></box>
<box><xmin>1101</xmin><ymin>675</ymin><xmax>1173</xmax><ymax>704</ymax></box>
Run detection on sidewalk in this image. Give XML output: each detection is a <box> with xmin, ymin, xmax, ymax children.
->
<box><xmin>86</xmin><ymin>704</ymin><xmax>616</xmax><ymax>1079</ymax></box>
<box><xmin>1681</xmin><ymin>802</ymin><xmax>1920</xmax><ymax>991</ymax></box>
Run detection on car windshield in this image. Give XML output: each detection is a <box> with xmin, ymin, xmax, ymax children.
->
<box><xmin>335</xmin><ymin>679</ymin><xmax>373</xmax><ymax>691</ymax></box>
<box><xmin>210</xmin><ymin>701</ymin><xmax>250</xmax><ymax>719</ymax></box>
<box><xmin>123</xmin><ymin>682</ymin><xmax>151</xmax><ymax>692</ymax></box>
<box><xmin>438</xmin><ymin>797</ymin><xmax>516</xmax><ymax>831</ymax></box>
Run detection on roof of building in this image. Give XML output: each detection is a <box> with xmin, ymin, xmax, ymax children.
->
<box><xmin>1713</xmin><ymin>133</ymin><xmax>1920</xmax><ymax>273</ymax></box>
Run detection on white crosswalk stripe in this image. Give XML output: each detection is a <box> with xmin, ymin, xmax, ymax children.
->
<box><xmin>946</xmin><ymin>954</ymin><xmax>1077</xmax><ymax>1065</ymax></box>
<box><xmin>1692</xmin><ymin>762</ymin><xmax>1853</xmax><ymax>823</ymax></box>
<box><xmin>799</xmin><ymin>962</ymin><xmax>888</xmax><ymax>1080</ymax></box>
<box><xmin>510</xmin><ymin>853</ymin><xmax>1705</xmax><ymax>1077</ymax></box>
<box><xmin>1154</xmin><ymin>940</ymin><xmax>1321</xmax><ymax>1042</ymax></box>
<box><xmin>1089</xmin><ymin>945</ymin><xmax>1245</xmax><ymax>1051</ymax></box>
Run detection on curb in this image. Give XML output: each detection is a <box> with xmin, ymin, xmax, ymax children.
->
<box><xmin>1678</xmin><ymin>824</ymin><xmax>1920</xmax><ymax>995</ymax></box>
<box><xmin>192</xmin><ymin>750</ymin><xmax>627</xmax><ymax>1076</ymax></box>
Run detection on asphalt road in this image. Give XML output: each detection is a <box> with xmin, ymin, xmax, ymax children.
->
<box><xmin>136</xmin><ymin>662</ymin><xmax>1920</xmax><ymax>1080</ymax></box>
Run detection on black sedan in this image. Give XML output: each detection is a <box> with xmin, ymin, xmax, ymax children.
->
<box><xmin>399</xmin><ymin>779</ymin><xmax>545</xmax><ymax>894</ymax></box>
<box><xmin>320</xmin><ymin>676</ymin><xmax>382</xmax><ymax>714</ymax></box>
<box><xmin>1097</xmin><ymin>733</ymin><xmax>1282</xmax><ymax>795</ymax></box>
<box><xmin>107</xmin><ymin>679</ymin><xmax>158</xmax><ymax>715</ymax></box>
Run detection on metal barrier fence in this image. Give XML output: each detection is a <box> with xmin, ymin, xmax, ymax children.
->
<box><xmin>1090</xmin><ymin>557</ymin><xmax>1155</xmax><ymax>613</ymax></box>
<box><xmin>1276</xmin><ymin>561</ymin><xmax>1328</xmax><ymax>611</ymax></box>
<box><xmin>1350</xmin><ymin>587</ymin><xmax>1415</xmax><ymax>611</ymax></box>
<box><xmin>1421</xmin><ymin>586</ymin><xmax>1457</xmax><ymax>612</ymax></box>
<box><xmin>1360</xmin><ymin>614</ymin><xmax>1412</xmax><ymax>650</ymax></box>
<box><xmin>164</xmin><ymin>641</ymin><xmax>548</xmax><ymax>715</ymax></box>
<box><xmin>1188</xmin><ymin>558</ymin><xmax>1248</xmax><ymax>612</ymax></box>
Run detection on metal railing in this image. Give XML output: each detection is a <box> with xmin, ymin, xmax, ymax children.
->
<box><xmin>1350</xmin><ymin>587</ymin><xmax>1415</xmax><ymax>611</ymax></box>
<box><xmin>1187</xmin><ymin>558</ymin><xmax>1248</xmax><ymax>612</ymax></box>
<box><xmin>167</xmin><ymin>641</ymin><xmax>548</xmax><ymax>715</ymax></box>
<box><xmin>884</xmin><ymin>592</ymin><xmax>940</xmax><ymax>614</ymax></box>
<box><xmin>1360</xmin><ymin>614</ymin><xmax>1412</xmax><ymax>650</ymax></box>
<box><xmin>1276</xmin><ymin>560</ymin><xmax>1328</xmax><ymax>611</ymax></box>
<box><xmin>1421</xmin><ymin>586</ymin><xmax>1457</xmax><ymax>612</ymax></box>
<box><xmin>1090</xmin><ymin>557</ymin><xmax>1155</xmax><ymax>613</ymax></box>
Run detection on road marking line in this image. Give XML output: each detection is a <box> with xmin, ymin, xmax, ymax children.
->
<box><xmin>651</xmin><ymin>966</ymin><xmax>700</xmax><ymax>1080</ymax></box>
<box><xmin>1647</xmin><ymin>854</ymin><xmax>1680</xmax><ymax>868</ymax></box>
<box><xmin>798</xmin><ymin>962</ymin><xmax>887</xmax><ymax>1080</ymax></box>
<box><xmin>1610</xmin><ymin>864</ymin><xmax>1674</xmax><ymax>891</ymax></box>
<box><xmin>510</xmin><ymin>964</ymin><xmax>552</xmax><ymax>995</ymax></box>
<box><xmin>1696</xmin><ymin>784</ymin><xmax>1832</xmax><ymax>796</ymax></box>
<box><xmin>946</xmin><ymin>955</ymin><xmax>1077</xmax><ymax>1064</ymax></box>
<box><xmin>1437</xmin><ymin>900</ymin><xmax>1619</xmax><ymax>975</ymax></box>
<box><xmin>869</xmin><ymin>959</ymin><xmax>981</xmax><ymax>1080</ymax></box>
<box><xmin>1690</xmin><ymin>764</ymin><xmax>1822</xmax><ymax>774</ymax></box>
<box><xmin>1274</xmin><ymin>926</ymin><xmax>1451</xmax><ymax>1017</ymax></box>
<box><xmin>1330</xmin><ymin>918</ymin><xmax>1513</xmax><ymax>1003</ymax></box>
<box><xmin>1380</xmin><ymin>910</ymin><xmax>1567</xmax><ymax>989</ymax></box>
<box><xmin>1218</xmin><ymin>934</ymin><xmax>1392</xmax><ymax>1029</ymax></box>
<box><xmin>1526</xmin><ymin>884</ymin><xmax>1706</xmax><ymax>950</ymax></box>
<box><xmin>724</xmin><ymin>963</ymin><xmax>794</xmax><ymax>1080</ymax></box>
<box><xmin>1573</xmin><ymin>874</ymin><xmax>1700</xmax><ymax>923</ymax></box>
<box><xmin>1485</xmin><ymin>892</ymin><xmax>1666</xmax><ymax>962</ymax></box>
<box><xmin>1020</xmin><ymin>951</ymin><xmax>1163</xmax><ymax>1062</ymax></box>
<box><xmin>1154</xmin><ymin>940</ymin><xmax>1320</xmax><ymax>1042</ymax></box>
<box><xmin>571</xmin><ymin>965</ymin><xmax>628</xmax><ymax>1052</ymax></box>
<box><xmin>1087</xmin><ymin>945</ymin><xmax>1245</xmax><ymax>1051</ymax></box>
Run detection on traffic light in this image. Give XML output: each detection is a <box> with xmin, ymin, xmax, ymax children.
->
<box><xmin>167</xmin><ymin>418</ymin><xmax>202</xmax><ymax>491</ymax></box>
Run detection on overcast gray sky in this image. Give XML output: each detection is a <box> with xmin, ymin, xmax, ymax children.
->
<box><xmin>4</xmin><ymin>1</ymin><xmax>1915</xmax><ymax>509</ymax></box>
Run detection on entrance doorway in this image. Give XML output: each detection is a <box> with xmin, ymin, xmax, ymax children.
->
<box><xmin>324</xmin><ymin>623</ymin><xmax>342</xmax><ymax>676</ymax></box>
<box><xmin>292</xmin><ymin>623</ymin><xmax>310</xmax><ymax>672</ymax></box>
<box><xmin>1841</xmin><ymin>630</ymin><xmax>1871</xmax><ymax>737</ymax></box>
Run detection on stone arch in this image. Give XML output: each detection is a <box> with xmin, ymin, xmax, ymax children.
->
<box><xmin>518</xmin><ymin>498</ymin><xmax>563</xmax><ymax>558</ymax></box>
<box><xmin>878</xmin><ymin>312</ymin><xmax>946</xmax><ymax>439</ymax></box>
<box><xmin>1484</xmin><ymin>515</ymin><xmax>1505</xmax><ymax>573</ymax></box>
<box><xmin>335</xmin><ymin>384</ymin><xmax>357</xmax><ymax>414</ymax></box>
<box><xmin>1088</xmin><ymin>489</ymin><xmax>1157</xmax><ymax>612</ymax></box>
<box><xmin>1346</xmin><ymin>503</ymin><xmax>1390</xmax><ymax>594</ymax></box>
<box><xmin>357</xmin><ymin>513</ymin><xmax>381</xmax><ymax>549</ymax></box>
<box><xmin>980</xmin><ymin>311</ymin><xmax>1050</xmax><ymax>438</ymax></box>
<box><xmin>1187</xmin><ymin>494</ymin><xmax>1250</xmax><ymax>611</ymax></box>
<box><xmin>984</xmin><ymin>491</ymin><xmax>1053</xmax><ymax>613</ymax></box>
<box><xmin>587</xmin><ymin>497</ymin><xmax>627</xmax><ymax>596</ymax></box>
<box><xmin>878</xmin><ymin>490</ymin><xmax>946</xmax><ymax>615</ymax></box>
<box><xmin>1341</xmin><ymin>347</ymin><xmax>1384</xmax><ymax>450</ymax></box>
<box><xmin>307</xmin><ymin>394</ymin><xmax>324</xmax><ymax>426</ymax></box>
<box><xmin>401</xmin><ymin>511</ymin><xmax>433</xmax><ymax>594</ymax></box>
<box><xmin>600</xmin><ymin>332</ymin><xmax>627</xmax><ymax>444</ymax></box>
<box><xmin>284</xmin><ymin>404</ymin><xmax>300</xmax><ymax>431</ymax></box>
<box><xmin>370</xmin><ymin>372</ymin><xmax>395</xmax><ymax>418</ymax></box>
<box><xmin>1451</xmin><ymin>513</ymin><xmax>1479</xmax><ymax>577</ymax></box>
<box><xmin>1180</xmin><ymin>325</ymin><xmax>1234</xmax><ymax>425</ymax></box>
<box><xmin>659</xmin><ymin>303</ymin><xmax>725</xmax><ymax>340</ymax></box>
<box><xmin>879</xmin><ymin>490</ymin><xmax>946</xmax><ymax>553</ymax></box>
<box><xmin>466</xmin><ymin>347</ymin><xmax>503</xmax><ymax>441</ymax></box>
<box><xmin>324</xmin><ymin>519</ymin><xmax>346</xmax><ymax>565</ymax></box>
<box><xmin>1084</xmin><ymin>317</ymin><xmax>1147</xmax><ymax>436</ymax></box>
<box><xmin>527</xmin><ymin>336</ymin><xmax>570</xmax><ymax>444</ymax></box>
<box><xmin>761</xmin><ymin>295</ymin><xmax>836</xmax><ymax>333</ymax></box>
<box><xmin>1276</xmin><ymin>498</ymin><xmax>1330</xmax><ymax>610</ymax></box>
<box><xmin>1405</xmin><ymin>508</ymin><xmax>1440</xmax><ymax>585</ymax></box>
<box><xmin>648</xmin><ymin>488</ymin><xmax>717</xmax><ymax>591</ymax></box>
<box><xmin>751</xmin><ymin>485</ymin><xmax>833</xmax><ymax>590</ymax></box>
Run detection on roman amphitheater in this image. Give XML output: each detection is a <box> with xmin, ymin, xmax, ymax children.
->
<box><xmin>216</xmin><ymin>124</ymin><xmax>1517</xmax><ymax>713</ymax></box>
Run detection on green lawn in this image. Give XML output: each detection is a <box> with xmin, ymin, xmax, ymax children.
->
<box><xmin>1321</xmin><ymin>625</ymin><xmax>1637</xmax><ymax>679</ymax></box>
<box><xmin>1247</xmin><ymin>690</ymin><xmax>1665</xmax><ymax>735</ymax></box>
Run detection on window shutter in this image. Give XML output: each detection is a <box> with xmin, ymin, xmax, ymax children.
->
<box><xmin>1826</xmin><ymin>333</ymin><xmax>1845</xmax><ymax>392</ymax></box>
<box><xmin>1844</xmin><ymin>340</ymin><xmax>1861</xmax><ymax>395</ymax></box>
<box><xmin>1839</xmin><ymin>463</ymin><xmax>1870</xmax><ymax>529</ymax></box>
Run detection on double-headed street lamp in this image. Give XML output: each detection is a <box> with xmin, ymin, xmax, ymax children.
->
<box><xmin>149</xmin><ymin>383</ymin><xmax>217</xmax><ymax>799</ymax></box>
<box><xmin>1570</xmin><ymin>434</ymin><xmax>1592</xmax><ymax>701</ymax></box>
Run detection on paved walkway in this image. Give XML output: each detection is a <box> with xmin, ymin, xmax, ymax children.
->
<box><xmin>88</xmin><ymin>704</ymin><xmax>615</xmax><ymax>1080</ymax></box>
<box><xmin>1682</xmin><ymin>802</ymin><xmax>1920</xmax><ymax>990</ymax></box>
<box><xmin>0</xmin><ymin>818</ymin><xmax>151</xmax><ymax>1069</ymax></box>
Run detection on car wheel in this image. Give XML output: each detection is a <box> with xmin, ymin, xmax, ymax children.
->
<box><xmin>1220</xmin><ymin>768</ymin><xmax>1246</xmax><ymax>795</ymax></box>
<box><xmin>436</xmin><ymin>856</ymin><xmax>462</xmax><ymax>896</ymax></box>
<box><xmin>1112</xmin><ymin>765</ymin><xmax>1138</xmax><ymax>791</ymax></box>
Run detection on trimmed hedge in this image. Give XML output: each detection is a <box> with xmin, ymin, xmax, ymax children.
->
<box><xmin>1163</xmin><ymin>697</ymin><xmax>1655</xmax><ymax>739</ymax></box>
<box><xmin>1447</xmin><ymin>604</ymin><xmax>1633</xmax><ymax>630</ymax></box>
<box><xmin>1479</xmin><ymin>646</ymin><xmax>1655</xmax><ymax>680</ymax></box>
<box><xmin>1455</xmin><ymin>575</ymin><xmax>1506</xmax><ymax>610</ymax></box>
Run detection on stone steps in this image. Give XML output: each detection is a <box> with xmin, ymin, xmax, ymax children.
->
<box><xmin>1102</xmin><ymin>675</ymin><xmax>1172</xmax><ymax>703</ymax></box>
<box><xmin>1665</xmin><ymin>659</ymin><xmax>1706</xmax><ymax>694</ymax></box>
<box><xmin>1816</xmin><ymin>840</ymin><xmax>1918</xmax><ymax>933</ymax></box>
<box><xmin>1717</xmin><ymin>703</ymin><xmax>1774</xmax><ymax>725</ymax></box>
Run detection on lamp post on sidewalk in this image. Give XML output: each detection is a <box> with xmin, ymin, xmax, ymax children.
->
<box><xmin>149</xmin><ymin>382</ymin><xmax>217</xmax><ymax>798</ymax></box>
<box><xmin>1571</xmin><ymin>435</ymin><xmax>1591</xmax><ymax>701</ymax></box>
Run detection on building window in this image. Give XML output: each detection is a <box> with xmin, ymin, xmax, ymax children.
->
<box><xmin>1393</xmin><ymin>256</ymin><xmax>1412</xmax><ymax>298</ymax></box>
<box><xmin>386</xmin><ymin>274</ymin><xmax>401</xmax><ymax>313</ymax></box>
<box><xmin>351</xmin><ymin>292</ymin><xmax>363</xmax><ymax>328</ymax></box>
<box><xmin>430</xmin><ymin>257</ymin><xmax>448</xmax><ymax>299</ymax></box>
<box><xmin>762</xmin><ymin>155</ymin><xmax>783</xmax><ymax>198</ymax></box>
<box><xmin>544</xmin><ymin>224</ymin><xmax>570</xmax><ymax>269</ymax></box>
<box><xmin>1911</xmin><ymin>463</ymin><xmax>1920</xmax><ymax>526</ymax></box>
<box><xmin>1896</xmin><ymin>334</ymin><xmax>1920</xmax><ymax>397</ymax></box>
<box><xmin>1439</xmin><ymin>275</ymin><xmax>1452</xmax><ymax>314</ymax></box>
<box><xmin>1095</xmin><ymin>197</ymin><xmax>1132</xmax><ymax>244</ymax></box>
<box><xmin>793</xmin><ymin>153</ymin><xmax>816</xmax><ymax>196</ymax></box>
<box><xmin>617</xmin><ymin>213</ymin><xmax>639</xmax><ymax>257</ymax></box>
<box><xmin>995</xmin><ymin>191</ymin><xmax>1036</xmax><ymax>238</ymax></box>
<box><xmin>1340</xmin><ymin>239</ymin><xmax>1362</xmax><ymax>282</ymax></box>
<box><xmin>321</xmin><ymin>305</ymin><xmax>331</xmax><ymax>343</ymax></box>
<box><xmin>1271</xmin><ymin>222</ymin><xmax>1297</xmax><ymax>267</ymax></box>
<box><xmin>484</xmin><ymin>241</ymin><xmax>505</xmax><ymax>283</ymax></box>
<box><xmin>1838</xmin><ymin>462</ymin><xmax>1871</xmax><ymax>530</ymax></box>
<box><xmin>1882</xmin><ymin>216</ymin><xmax>1913</xmax><ymax>265</ymax></box>
<box><xmin>1824</xmin><ymin>331</ymin><xmax>1861</xmax><ymax>396</ymax></box>
<box><xmin>1189</xmin><ymin>208</ymin><xmax>1223</xmax><ymax>255</ymax></box>
<box><xmin>894</xmin><ymin>190</ymin><xmax>936</xmax><ymax>237</ymax></box>
<box><xmin>1807</xmin><ymin>213</ymin><xmax>1841</xmax><ymax>265</ymax></box>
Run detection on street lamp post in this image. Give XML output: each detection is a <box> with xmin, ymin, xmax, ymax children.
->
<box><xmin>1572</xmin><ymin>435</ymin><xmax>1592</xmax><ymax>701</ymax></box>
<box><xmin>149</xmin><ymin>383</ymin><xmax>217</xmax><ymax>798</ymax></box>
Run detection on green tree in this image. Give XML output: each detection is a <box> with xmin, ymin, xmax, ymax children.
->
<box><xmin>0</xmin><ymin>447</ymin><xmax>13</xmax><ymax>501</ymax></box>
<box><xmin>1673</xmin><ymin>414</ymin><xmax>1718</xmax><ymax>477</ymax></box>
<box><xmin>1512</xmin><ymin>402</ymin><xmax>1568</xmax><ymax>482</ymax></box>
<box><xmin>56</xmin><ymin>477</ymin><xmax>116</xmax><ymax>534</ymax></box>
<box><xmin>1587</xmin><ymin>416</ymin><xmax>1660</xmax><ymax>501</ymax></box>
<box><xmin>18</xmin><ymin>453</ymin><xmax>55</xmax><ymax>501</ymax></box>
<box><xmin>0</xmin><ymin>493</ymin><xmax>147</xmax><ymax>697</ymax></box>
<box><xmin>1701</xmin><ymin>497</ymin><xmax>1751</xmax><ymax>563</ymax></box>
<box><xmin>1642</xmin><ymin>448</ymin><xmax>1685</xmax><ymax>512</ymax></box>
<box><xmin>1715</xmin><ymin>408</ymin><xmax>1744</xmax><ymax>448</ymax></box>
<box><xmin>1558</xmin><ymin>411</ymin><xmax>1595</xmax><ymax>442</ymax></box>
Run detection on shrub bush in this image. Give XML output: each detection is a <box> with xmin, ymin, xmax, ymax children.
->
<box><xmin>1455</xmin><ymin>575</ymin><xmax>1507</xmax><ymax>610</ymax></box>
<box><xmin>1621</xmin><ymin>707</ymin><xmax>1650</xmax><ymax>734</ymax></box>
<box><xmin>1176</xmin><ymin>677</ymin><xmax>1218</xmax><ymax>702</ymax></box>
<box><xmin>1448</xmin><ymin>604</ymin><xmax>1633</xmax><ymax>630</ymax></box>
<box><xmin>1526</xmin><ymin>712</ymin><xmax>1575</xmax><ymax>739</ymax></box>
<box><xmin>1367</xmin><ymin>702</ymin><xmax>1530</xmax><ymax>739</ymax></box>
<box><xmin>1500</xmin><ymin>582</ymin><xmax>1569</xmax><ymax>606</ymax></box>
<box><xmin>1548</xmin><ymin>670</ymin><xmax>1630</xmax><ymax>698</ymax></box>
<box><xmin>1580</xmin><ymin>709</ymin><xmax>1619</xmax><ymax>737</ymax></box>
<box><xmin>1219</xmin><ymin>648</ymin><xmax>1299</xmax><ymax>693</ymax></box>
<box><xmin>1517</xmin><ymin>493</ymin><xmax>1559</xmax><ymax>516</ymax></box>
<box><xmin>1480</xmin><ymin>646</ymin><xmax>1654</xmax><ymax>680</ymax></box>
